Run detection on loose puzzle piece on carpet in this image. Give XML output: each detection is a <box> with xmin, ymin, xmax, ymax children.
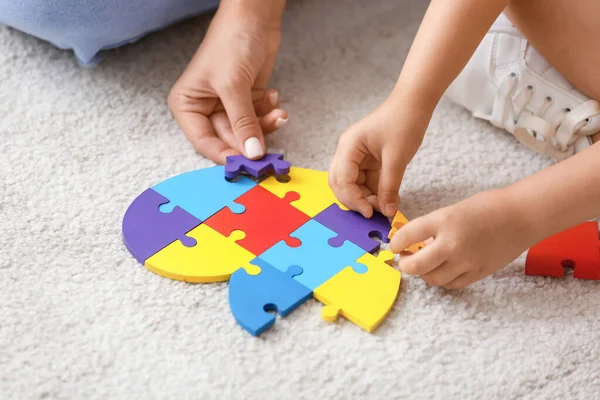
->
<box><xmin>229</xmin><ymin>258</ymin><xmax>313</xmax><ymax>336</ymax></box>
<box><xmin>525</xmin><ymin>221</ymin><xmax>600</xmax><ymax>280</ymax></box>
<box><xmin>122</xmin><ymin>154</ymin><xmax>415</xmax><ymax>336</ymax></box>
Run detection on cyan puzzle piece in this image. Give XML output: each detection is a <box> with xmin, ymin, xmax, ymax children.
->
<box><xmin>152</xmin><ymin>165</ymin><xmax>255</xmax><ymax>221</ymax></box>
<box><xmin>122</xmin><ymin>188</ymin><xmax>201</xmax><ymax>263</ymax></box>
<box><xmin>260</xmin><ymin>220</ymin><xmax>367</xmax><ymax>290</ymax></box>
<box><xmin>228</xmin><ymin>258</ymin><xmax>313</xmax><ymax>336</ymax></box>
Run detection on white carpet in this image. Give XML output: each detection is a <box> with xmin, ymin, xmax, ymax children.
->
<box><xmin>2</xmin><ymin>0</ymin><xmax>599</xmax><ymax>398</ymax></box>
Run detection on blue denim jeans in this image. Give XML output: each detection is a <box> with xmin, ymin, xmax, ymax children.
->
<box><xmin>0</xmin><ymin>0</ymin><xmax>220</xmax><ymax>65</ymax></box>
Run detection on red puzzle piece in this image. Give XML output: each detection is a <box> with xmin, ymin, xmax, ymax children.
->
<box><xmin>205</xmin><ymin>185</ymin><xmax>310</xmax><ymax>255</ymax></box>
<box><xmin>525</xmin><ymin>222</ymin><xmax>600</xmax><ymax>280</ymax></box>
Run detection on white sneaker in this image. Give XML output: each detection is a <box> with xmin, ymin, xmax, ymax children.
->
<box><xmin>445</xmin><ymin>13</ymin><xmax>600</xmax><ymax>160</ymax></box>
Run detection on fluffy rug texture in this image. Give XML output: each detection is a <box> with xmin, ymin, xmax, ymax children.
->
<box><xmin>1</xmin><ymin>0</ymin><xmax>599</xmax><ymax>398</ymax></box>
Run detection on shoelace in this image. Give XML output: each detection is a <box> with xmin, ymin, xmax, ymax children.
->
<box><xmin>473</xmin><ymin>72</ymin><xmax>600</xmax><ymax>160</ymax></box>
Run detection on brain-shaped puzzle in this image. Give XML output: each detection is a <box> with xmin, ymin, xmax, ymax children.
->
<box><xmin>122</xmin><ymin>154</ymin><xmax>402</xmax><ymax>336</ymax></box>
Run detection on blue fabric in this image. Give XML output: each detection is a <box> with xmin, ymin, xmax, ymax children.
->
<box><xmin>0</xmin><ymin>0</ymin><xmax>220</xmax><ymax>65</ymax></box>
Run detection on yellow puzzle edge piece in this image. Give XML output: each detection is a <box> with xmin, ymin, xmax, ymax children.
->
<box><xmin>388</xmin><ymin>210</ymin><xmax>425</xmax><ymax>254</ymax></box>
<box><xmin>145</xmin><ymin>224</ymin><xmax>258</xmax><ymax>283</ymax></box>
<box><xmin>313</xmin><ymin>250</ymin><xmax>401</xmax><ymax>333</ymax></box>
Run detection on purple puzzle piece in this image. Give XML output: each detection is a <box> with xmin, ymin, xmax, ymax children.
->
<box><xmin>122</xmin><ymin>188</ymin><xmax>201</xmax><ymax>263</ymax></box>
<box><xmin>225</xmin><ymin>153</ymin><xmax>291</xmax><ymax>180</ymax></box>
<box><xmin>314</xmin><ymin>204</ymin><xmax>391</xmax><ymax>253</ymax></box>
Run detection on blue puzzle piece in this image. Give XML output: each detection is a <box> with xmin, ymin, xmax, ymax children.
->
<box><xmin>228</xmin><ymin>258</ymin><xmax>313</xmax><ymax>336</ymax></box>
<box><xmin>152</xmin><ymin>165</ymin><xmax>255</xmax><ymax>221</ymax></box>
<box><xmin>260</xmin><ymin>220</ymin><xmax>367</xmax><ymax>290</ymax></box>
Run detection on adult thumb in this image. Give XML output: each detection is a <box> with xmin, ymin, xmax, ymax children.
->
<box><xmin>220</xmin><ymin>83</ymin><xmax>265</xmax><ymax>159</ymax></box>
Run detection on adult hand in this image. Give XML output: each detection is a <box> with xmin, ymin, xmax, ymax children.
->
<box><xmin>168</xmin><ymin>0</ymin><xmax>288</xmax><ymax>163</ymax></box>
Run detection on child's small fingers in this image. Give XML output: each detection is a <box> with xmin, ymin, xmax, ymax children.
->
<box><xmin>419</xmin><ymin>260</ymin><xmax>469</xmax><ymax>287</ymax></box>
<box><xmin>397</xmin><ymin>241</ymin><xmax>447</xmax><ymax>276</ymax></box>
<box><xmin>390</xmin><ymin>215</ymin><xmax>438</xmax><ymax>256</ymax></box>
<box><xmin>365</xmin><ymin>170</ymin><xmax>380</xmax><ymax>206</ymax></box>
<box><xmin>444</xmin><ymin>272</ymin><xmax>476</xmax><ymax>290</ymax></box>
<box><xmin>259</xmin><ymin>108</ymin><xmax>289</xmax><ymax>134</ymax></box>
<box><xmin>378</xmin><ymin>148</ymin><xmax>405</xmax><ymax>216</ymax></box>
<box><xmin>336</xmin><ymin>180</ymin><xmax>373</xmax><ymax>218</ymax></box>
<box><xmin>329</xmin><ymin>155</ymin><xmax>373</xmax><ymax>218</ymax></box>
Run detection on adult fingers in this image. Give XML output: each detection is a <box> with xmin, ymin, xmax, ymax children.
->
<box><xmin>211</xmin><ymin>110</ymin><xmax>284</xmax><ymax>152</ymax></box>
<box><xmin>260</xmin><ymin>108</ymin><xmax>289</xmax><ymax>134</ymax></box>
<box><xmin>256</xmin><ymin>89</ymin><xmax>280</xmax><ymax>116</ymax></box>
<box><xmin>220</xmin><ymin>82</ymin><xmax>265</xmax><ymax>159</ymax></box>
<box><xmin>210</xmin><ymin>112</ymin><xmax>237</xmax><ymax>150</ymax></box>
<box><xmin>168</xmin><ymin>94</ymin><xmax>235</xmax><ymax>164</ymax></box>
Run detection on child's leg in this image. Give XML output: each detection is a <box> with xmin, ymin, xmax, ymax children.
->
<box><xmin>445</xmin><ymin>1</ymin><xmax>600</xmax><ymax>160</ymax></box>
<box><xmin>505</xmin><ymin>0</ymin><xmax>600</xmax><ymax>102</ymax></box>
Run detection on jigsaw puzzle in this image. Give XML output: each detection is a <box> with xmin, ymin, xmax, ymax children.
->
<box><xmin>122</xmin><ymin>154</ymin><xmax>407</xmax><ymax>336</ymax></box>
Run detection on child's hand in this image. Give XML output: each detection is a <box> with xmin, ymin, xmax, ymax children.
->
<box><xmin>168</xmin><ymin>0</ymin><xmax>287</xmax><ymax>164</ymax></box>
<box><xmin>329</xmin><ymin>101</ymin><xmax>428</xmax><ymax>218</ymax></box>
<box><xmin>390</xmin><ymin>190</ymin><xmax>535</xmax><ymax>289</ymax></box>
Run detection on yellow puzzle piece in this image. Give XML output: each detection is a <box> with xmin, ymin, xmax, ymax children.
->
<box><xmin>388</xmin><ymin>210</ymin><xmax>425</xmax><ymax>254</ymax></box>
<box><xmin>312</xmin><ymin>250</ymin><xmax>401</xmax><ymax>332</ymax></box>
<box><xmin>145</xmin><ymin>224</ymin><xmax>258</xmax><ymax>283</ymax></box>
<box><xmin>260</xmin><ymin>167</ymin><xmax>348</xmax><ymax>217</ymax></box>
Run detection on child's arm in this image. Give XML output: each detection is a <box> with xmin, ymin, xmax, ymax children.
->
<box><xmin>331</xmin><ymin>0</ymin><xmax>600</xmax><ymax>288</ymax></box>
<box><xmin>391</xmin><ymin>143</ymin><xmax>600</xmax><ymax>289</ymax></box>
<box><xmin>379</xmin><ymin>0</ymin><xmax>600</xmax><ymax>288</ymax></box>
<box><xmin>391</xmin><ymin>0</ymin><xmax>510</xmax><ymax>117</ymax></box>
<box><xmin>329</xmin><ymin>0</ymin><xmax>510</xmax><ymax>218</ymax></box>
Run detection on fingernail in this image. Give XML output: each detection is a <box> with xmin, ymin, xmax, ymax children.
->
<box><xmin>274</xmin><ymin>117</ymin><xmax>288</xmax><ymax>129</ymax></box>
<box><xmin>244</xmin><ymin>137</ymin><xmax>264</xmax><ymax>159</ymax></box>
<box><xmin>269</xmin><ymin>91</ymin><xmax>279</xmax><ymax>106</ymax></box>
<box><xmin>385</xmin><ymin>203</ymin><xmax>397</xmax><ymax>216</ymax></box>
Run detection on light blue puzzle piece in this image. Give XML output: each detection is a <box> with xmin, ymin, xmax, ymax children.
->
<box><xmin>260</xmin><ymin>220</ymin><xmax>368</xmax><ymax>290</ymax></box>
<box><xmin>228</xmin><ymin>258</ymin><xmax>313</xmax><ymax>336</ymax></box>
<box><xmin>152</xmin><ymin>165</ymin><xmax>255</xmax><ymax>221</ymax></box>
